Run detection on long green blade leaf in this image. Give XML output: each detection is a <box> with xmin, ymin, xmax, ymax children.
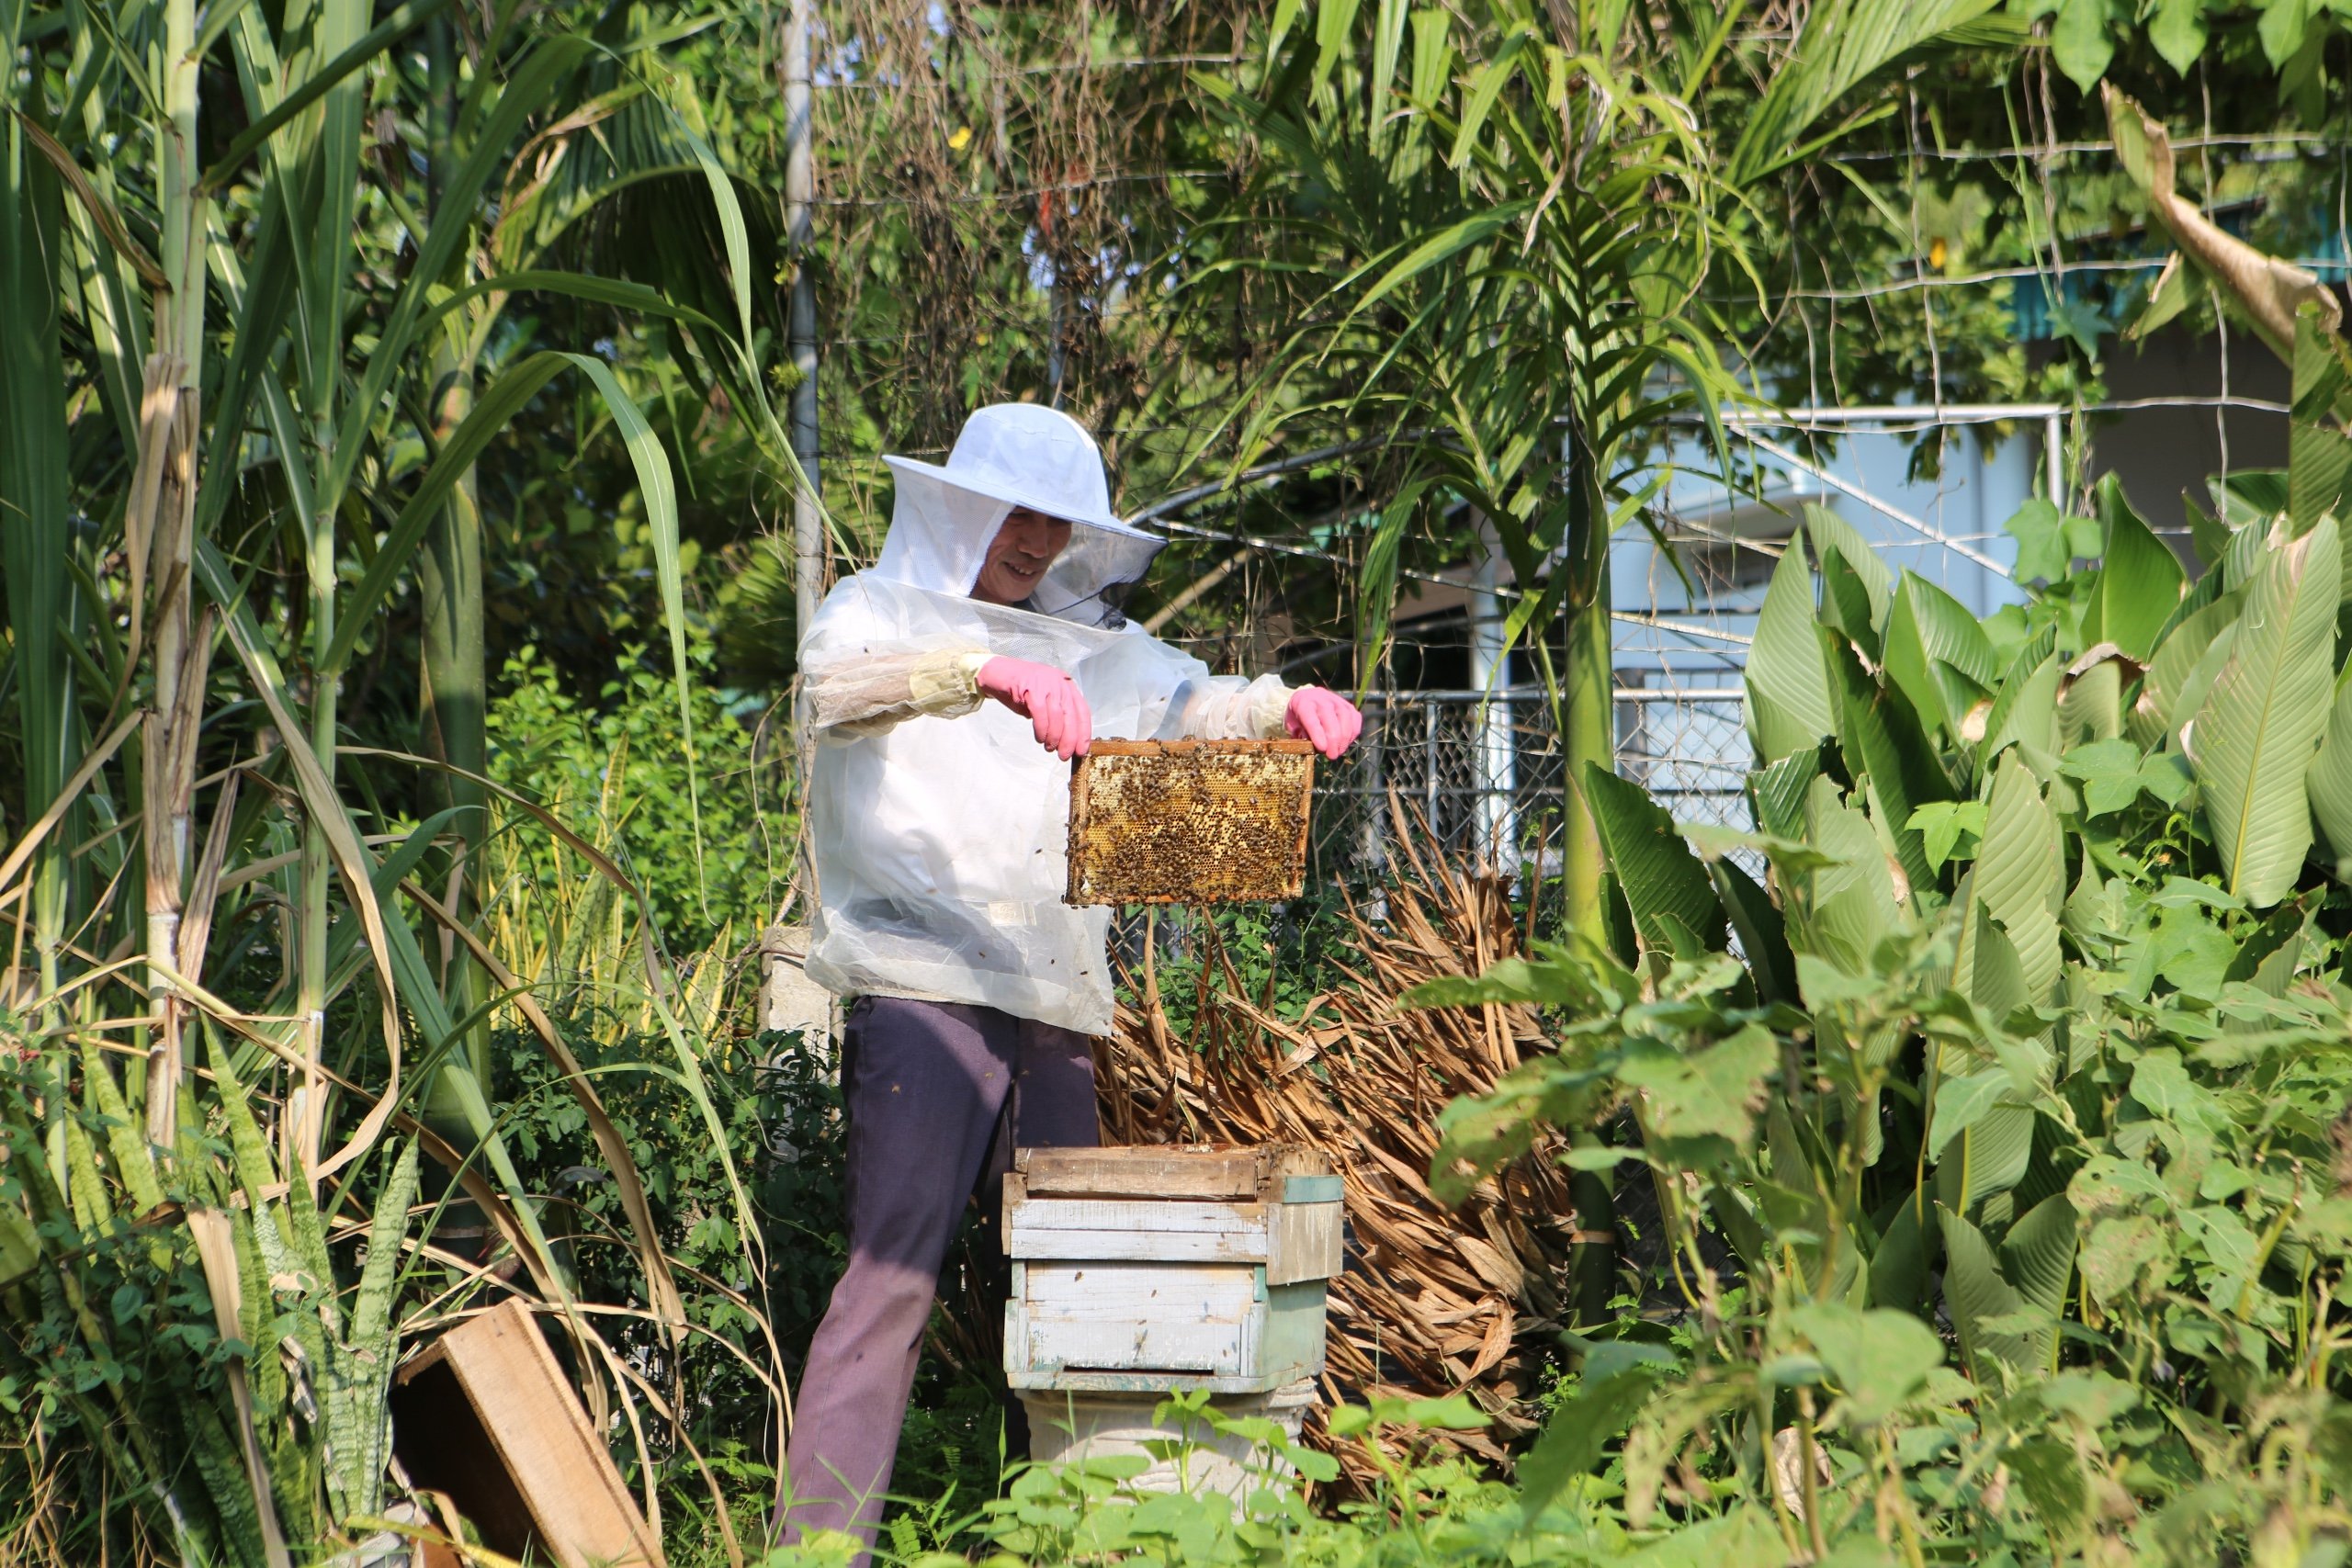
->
<box><xmin>1582</xmin><ymin>762</ymin><xmax>1724</xmax><ymax>953</ymax></box>
<box><xmin>321</xmin><ymin>352</ymin><xmax>571</xmax><ymax>674</ymax></box>
<box><xmin>1745</xmin><ymin>531</ymin><xmax>1834</xmax><ymax>763</ymax></box>
<box><xmin>2092</xmin><ymin>475</ymin><xmax>2187</xmax><ymax>661</ymax></box>
<box><xmin>2193</xmin><ymin>515</ymin><xmax>2340</xmax><ymax>907</ymax></box>
<box><xmin>1959</xmin><ymin>752</ymin><xmax>2063</xmax><ymax>1006</ymax></box>
<box><xmin>558</xmin><ymin>350</ymin><xmax>704</xmax><ymax>897</ymax></box>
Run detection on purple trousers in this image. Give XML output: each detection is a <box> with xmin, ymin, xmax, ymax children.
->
<box><xmin>777</xmin><ymin>996</ymin><xmax>1099</xmax><ymax>1554</ymax></box>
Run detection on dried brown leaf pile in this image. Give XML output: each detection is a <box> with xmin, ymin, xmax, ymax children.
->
<box><xmin>1093</xmin><ymin>839</ymin><xmax>1582</xmax><ymax>1477</ymax></box>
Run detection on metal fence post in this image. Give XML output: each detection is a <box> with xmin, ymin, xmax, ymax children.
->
<box><xmin>780</xmin><ymin>0</ymin><xmax>828</xmax><ymax>1023</ymax></box>
<box><xmin>1422</xmin><ymin>698</ymin><xmax>1439</xmax><ymax>833</ymax></box>
<box><xmin>2043</xmin><ymin>409</ymin><xmax>2064</xmax><ymax>512</ymax></box>
<box><xmin>1467</xmin><ymin>514</ymin><xmax>1518</xmax><ymax>869</ymax></box>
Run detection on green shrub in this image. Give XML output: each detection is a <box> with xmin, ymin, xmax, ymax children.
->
<box><xmin>1405</xmin><ymin>340</ymin><xmax>2352</xmax><ymax>1562</ymax></box>
<box><xmin>488</xmin><ymin>638</ymin><xmax>788</xmax><ymax>954</ymax></box>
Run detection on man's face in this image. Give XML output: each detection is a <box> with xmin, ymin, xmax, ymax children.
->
<box><xmin>972</xmin><ymin>506</ymin><xmax>1074</xmax><ymax>604</ymax></box>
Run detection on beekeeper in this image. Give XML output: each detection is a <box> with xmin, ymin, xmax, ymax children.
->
<box><xmin>779</xmin><ymin>402</ymin><xmax>1361</xmax><ymax>1551</ymax></box>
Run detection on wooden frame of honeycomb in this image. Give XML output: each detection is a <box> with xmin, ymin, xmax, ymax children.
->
<box><xmin>1064</xmin><ymin>739</ymin><xmax>1316</xmax><ymax>905</ymax></box>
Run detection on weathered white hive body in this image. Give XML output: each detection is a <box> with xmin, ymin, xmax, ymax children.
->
<box><xmin>1002</xmin><ymin>1145</ymin><xmax>1342</xmax><ymax>1494</ymax></box>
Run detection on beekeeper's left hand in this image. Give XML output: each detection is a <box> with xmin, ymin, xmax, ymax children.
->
<box><xmin>1284</xmin><ymin>687</ymin><xmax>1363</xmax><ymax>760</ymax></box>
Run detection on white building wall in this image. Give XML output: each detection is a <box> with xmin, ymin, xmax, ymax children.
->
<box><xmin>1611</xmin><ymin>423</ymin><xmax>2035</xmax><ymax>684</ymax></box>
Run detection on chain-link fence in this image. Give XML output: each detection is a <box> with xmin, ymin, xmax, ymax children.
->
<box><xmin>1307</xmin><ymin>687</ymin><xmax>1756</xmax><ymax>876</ymax></box>
<box><xmin>1613</xmin><ymin>687</ymin><xmax>1753</xmax><ymax>828</ymax></box>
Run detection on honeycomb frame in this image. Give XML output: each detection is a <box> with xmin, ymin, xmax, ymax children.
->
<box><xmin>1064</xmin><ymin>739</ymin><xmax>1316</xmax><ymax>906</ymax></box>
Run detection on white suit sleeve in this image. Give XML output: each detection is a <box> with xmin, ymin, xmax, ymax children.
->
<box><xmin>805</xmin><ymin>648</ymin><xmax>995</xmax><ymax>740</ymax></box>
<box><xmin>1165</xmin><ymin>672</ymin><xmax>1294</xmax><ymax>740</ymax></box>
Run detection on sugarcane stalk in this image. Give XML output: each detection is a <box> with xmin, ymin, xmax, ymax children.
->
<box><xmin>288</xmin><ymin>0</ymin><xmax>372</xmax><ymax>1183</ymax></box>
<box><xmin>415</xmin><ymin>10</ymin><xmax>494</xmax><ymax>1217</ymax></box>
<box><xmin>141</xmin><ymin>0</ymin><xmax>206</xmax><ymax>1151</ymax></box>
<box><xmin>289</xmin><ymin>598</ymin><xmax>337</xmax><ymax>1177</ymax></box>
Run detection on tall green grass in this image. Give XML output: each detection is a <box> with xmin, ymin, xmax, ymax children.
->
<box><xmin>0</xmin><ymin>3</ymin><xmax>804</xmax><ymax>1559</ymax></box>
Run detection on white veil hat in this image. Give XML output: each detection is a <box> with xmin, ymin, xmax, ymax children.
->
<box><xmin>876</xmin><ymin>403</ymin><xmax>1165</xmax><ymax>627</ymax></box>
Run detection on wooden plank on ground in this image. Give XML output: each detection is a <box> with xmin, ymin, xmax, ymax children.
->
<box><xmin>392</xmin><ymin>1300</ymin><xmax>662</xmax><ymax>1568</ymax></box>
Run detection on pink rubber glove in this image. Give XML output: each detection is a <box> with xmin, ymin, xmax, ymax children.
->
<box><xmin>1285</xmin><ymin>687</ymin><xmax>1363</xmax><ymax>760</ymax></box>
<box><xmin>977</xmin><ymin>657</ymin><xmax>1092</xmax><ymax>760</ymax></box>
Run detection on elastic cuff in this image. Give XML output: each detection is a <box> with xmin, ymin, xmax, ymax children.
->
<box><xmin>907</xmin><ymin>647</ymin><xmax>994</xmax><ymax>717</ymax></box>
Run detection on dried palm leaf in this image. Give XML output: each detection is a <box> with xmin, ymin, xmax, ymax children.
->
<box><xmin>1095</xmin><ymin>836</ymin><xmax>1583</xmax><ymax>1481</ymax></box>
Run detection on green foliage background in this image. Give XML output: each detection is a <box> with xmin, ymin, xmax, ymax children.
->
<box><xmin>486</xmin><ymin>639</ymin><xmax>789</xmax><ymax>951</ymax></box>
<box><xmin>25</xmin><ymin>0</ymin><xmax>2352</xmax><ymax>1562</ymax></box>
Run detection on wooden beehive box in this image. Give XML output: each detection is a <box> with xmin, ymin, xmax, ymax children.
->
<box><xmin>1003</xmin><ymin>1145</ymin><xmax>1343</xmax><ymax>1394</ymax></box>
<box><xmin>1065</xmin><ymin>739</ymin><xmax>1315</xmax><ymax>906</ymax></box>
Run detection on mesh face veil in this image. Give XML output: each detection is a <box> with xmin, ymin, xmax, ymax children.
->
<box><xmin>1026</xmin><ymin>519</ymin><xmax>1162</xmax><ymax>627</ymax></box>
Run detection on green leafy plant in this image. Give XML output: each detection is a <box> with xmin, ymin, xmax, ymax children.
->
<box><xmin>0</xmin><ymin>3</ymin><xmax>790</xmax><ymax>1558</ymax></box>
<box><xmin>1405</xmin><ymin>380</ymin><xmax>2352</xmax><ymax>1556</ymax></box>
<box><xmin>0</xmin><ymin>1033</ymin><xmax>421</xmax><ymax>1564</ymax></box>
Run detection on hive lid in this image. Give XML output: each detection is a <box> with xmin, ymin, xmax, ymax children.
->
<box><xmin>1015</xmin><ymin>1143</ymin><xmax>1329</xmax><ymax>1200</ymax></box>
<box><xmin>1065</xmin><ymin>739</ymin><xmax>1314</xmax><ymax>906</ymax></box>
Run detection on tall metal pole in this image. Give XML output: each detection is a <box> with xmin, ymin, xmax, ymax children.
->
<box><xmin>1467</xmin><ymin>513</ymin><xmax>1518</xmax><ymax>874</ymax></box>
<box><xmin>775</xmin><ymin>0</ymin><xmax>835</xmax><ymax>1044</ymax></box>
<box><xmin>786</xmin><ymin>0</ymin><xmax>821</xmax><ymax>637</ymax></box>
<box><xmin>2043</xmin><ymin>410</ymin><xmax>2064</xmax><ymax>512</ymax></box>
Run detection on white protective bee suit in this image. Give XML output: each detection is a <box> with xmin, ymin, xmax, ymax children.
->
<box><xmin>798</xmin><ymin>403</ymin><xmax>1295</xmax><ymax>1035</ymax></box>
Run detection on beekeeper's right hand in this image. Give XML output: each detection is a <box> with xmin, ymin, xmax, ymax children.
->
<box><xmin>977</xmin><ymin>657</ymin><xmax>1092</xmax><ymax>760</ymax></box>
